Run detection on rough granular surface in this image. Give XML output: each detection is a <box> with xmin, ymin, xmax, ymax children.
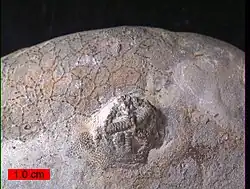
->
<box><xmin>1</xmin><ymin>26</ymin><xmax>245</xmax><ymax>189</ymax></box>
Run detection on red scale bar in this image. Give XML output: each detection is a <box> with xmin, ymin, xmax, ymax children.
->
<box><xmin>8</xmin><ymin>169</ymin><xmax>50</xmax><ymax>180</ymax></box>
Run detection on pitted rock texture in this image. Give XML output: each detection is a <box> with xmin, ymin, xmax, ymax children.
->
<box><xmin>1</xmin><ymin>26</ymin><xmax>245</xmax><ymax>189</ymax></box>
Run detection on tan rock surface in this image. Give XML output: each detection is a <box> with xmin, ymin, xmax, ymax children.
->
<box><xmin>1</xmin><ymin>26</ymin><xmax>245</xmax><ymax>189</ymax></box>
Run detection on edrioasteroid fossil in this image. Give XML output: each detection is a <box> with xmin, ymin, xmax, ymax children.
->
<box><xmin>66</xmin><ymin>94</ymin><xmax>165</xmax><ymax>169</ymax></box>
<box><xmin>2</xmin><ymin>26</ymin><xmax>244</xmax><ymax>189</ymax></box>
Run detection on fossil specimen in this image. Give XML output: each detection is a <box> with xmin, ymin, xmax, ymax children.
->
<box><xmin>67</xmin><ymin>94</ymin><xmax>164</xmax><ymax>169</ymax></box>
<box><xmin>2</xmin><ymin>26</ymin><xmax>244</xmax><ymax>189</ymax></box>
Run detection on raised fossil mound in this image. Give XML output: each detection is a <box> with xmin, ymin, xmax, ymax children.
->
<box><xmin>1</xmin><ymin>26</ymin><xmax>245</xmax><ymax>189</ymax></box>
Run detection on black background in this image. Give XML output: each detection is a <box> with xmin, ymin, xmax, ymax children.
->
<box><xmin>1</xmin><ymin>0</ymin><xmax>245</xmax><ymax>56</ymax></box>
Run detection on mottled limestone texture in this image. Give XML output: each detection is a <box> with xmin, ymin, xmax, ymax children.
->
<box><xmin>2</xmin><ymin>26</ymin><xmax>245</xmax><ymax>189</ymax></box>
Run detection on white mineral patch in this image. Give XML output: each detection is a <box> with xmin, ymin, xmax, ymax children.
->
<box><xmin>88</xmin><ymin>98</ymin><xmax>119</xmax><ymax>137</ymax></box>
<box><xmin>75</xmin><ymin>54</ymin><xmax>98</xmax><ymax>66</ymax></box>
